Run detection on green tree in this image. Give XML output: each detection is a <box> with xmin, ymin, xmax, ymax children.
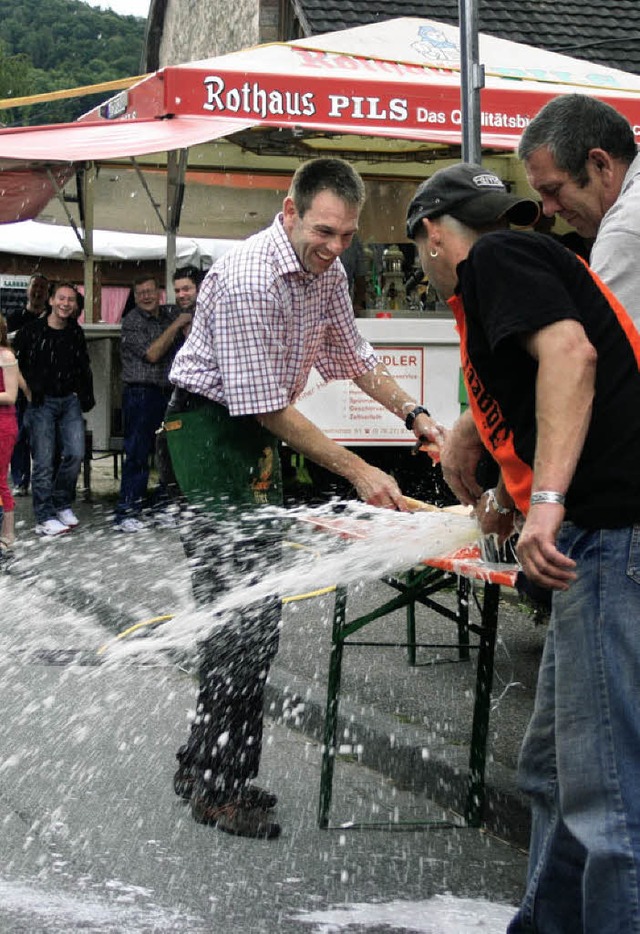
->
<box><xmin>0</xmin><ymin>0</ymin><xmax>145</xmax><ymax>126</ymax></box>
<box><xmin>0</xmin><ymin>40</ymin><xmax>32</xmax><ymax>100</ymax></box>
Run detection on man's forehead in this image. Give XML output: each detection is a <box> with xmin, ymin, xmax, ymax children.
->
<box><xmin>525</xmin><ymin>147</ymin><xmax>568</xmax><ymax>185</ymax></box>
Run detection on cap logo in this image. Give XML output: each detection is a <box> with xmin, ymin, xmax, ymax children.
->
<box><xmin>472</xmin><ymin>173</ymin><xmax>505</xmax><ymax>190</ymax></box>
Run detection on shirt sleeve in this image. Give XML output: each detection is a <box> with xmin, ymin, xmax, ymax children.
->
<box><xmin>591</xmin><ymin>226</ymin><xmax>640</xmax><ymax>327</ymax></box>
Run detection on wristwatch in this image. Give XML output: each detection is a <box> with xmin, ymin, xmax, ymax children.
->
<box><xmin>486</xmin><ymin>487</ymin><xmax>513</xmax><ymax>515</ymax></box>
<box><xmin>404</xmin><ymin>405</ymin><xmax>430</xmax><ymax>431</ymax></box>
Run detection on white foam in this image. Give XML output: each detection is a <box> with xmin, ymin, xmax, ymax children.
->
<box><xmin>290</xmin><ymin>894</ymin><xmax>516</xmax><ymax>932</ymax></box>
<box><xmin>103</xmin><ymin>502</ymin><xmax>479</xmax><ymax>660</ymax></box>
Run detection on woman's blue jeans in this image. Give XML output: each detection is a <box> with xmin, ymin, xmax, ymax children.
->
<box><xmin>25</xmin><ymin>394</ymin><xmax>85</xmax><ymax>524</ymax></box>
<box><xmin>508</xmin><ymin>524</ymin><xmax>640</xmax><ymax>934</ymax></box>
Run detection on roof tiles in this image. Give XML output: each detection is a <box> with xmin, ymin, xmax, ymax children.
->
<box><xmin>294</xmin><ymin>1</ymin><xmax>640</xmax><ymax>75</ymax></box>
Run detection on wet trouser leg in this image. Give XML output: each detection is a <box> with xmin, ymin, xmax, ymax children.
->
<box><xmin>163</xmin><ymin>390</ymin><xmax>283</xmax><ymax>801</ymax></box>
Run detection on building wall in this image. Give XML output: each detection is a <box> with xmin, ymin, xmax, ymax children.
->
<box><xmin>158</xmin><ymin>0</ymin><xmax>262</xmax><ymax>67</ymax></box>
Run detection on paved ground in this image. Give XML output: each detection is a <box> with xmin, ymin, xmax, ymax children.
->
<box><xmin>6</xmin><ymin>460</ymin><xmax>545</xmax><ymax>842</ymax></box>
<box><xmin>0</xmin><ymin>460</ymin><xmax>546</xmax><ymax>930</ymax></box>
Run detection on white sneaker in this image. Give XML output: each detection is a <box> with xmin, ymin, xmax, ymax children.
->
<box><xmin>114</xmin><ymin>517</ymin><xmax>145</xmax><ymax>533</ymax></box>
<box><xmin>35</xmin><ymin>518</ymin><xmax>71</xmax><ymax>537</ymax></box>
<box><xmin>57</xmin><ymin>508</ymin><xmax>79</xmax><ymax>528</ymax></box>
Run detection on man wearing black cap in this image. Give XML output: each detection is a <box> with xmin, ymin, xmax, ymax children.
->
<box><xmin>407</xmin><ymin>162</ymin><xmax>640</xmax><ymax>934</ymax></box>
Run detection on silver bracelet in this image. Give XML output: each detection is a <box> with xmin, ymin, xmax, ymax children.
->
<box><xmin>530</xmin><ymin>490</ymin><xmax>566</xmax><ymax>507</ymax></box>
<box><xmin>486</xmin><ymin>487</ymin><xmax>514</xmax><ymax>515</ymax></box>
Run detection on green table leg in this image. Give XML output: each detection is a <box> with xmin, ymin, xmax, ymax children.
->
<box><xmin>465</xmin><ymin>581</ymin><xmax>500</xmax><ymax>826</ymax></box>
<box><xmin>318</xmin><ymin>585</ymin><xmax>348</xmax><ymax>828</ymax></box>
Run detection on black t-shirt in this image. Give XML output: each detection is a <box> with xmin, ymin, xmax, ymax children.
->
<box><xmin>13</xmin><ymin>315</ymin><xmax>94</xmax><ymax>411</ymax></box>
<box><xmin>451</xmin><ymin>229</ymin><xmax>640</xmax><ymax>529</ymax></box>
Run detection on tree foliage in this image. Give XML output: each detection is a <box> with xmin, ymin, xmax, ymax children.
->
<box><xmin>0</xmin><ymin>0</ymin><xmax>145</xmax><ymax>125</ymax></box>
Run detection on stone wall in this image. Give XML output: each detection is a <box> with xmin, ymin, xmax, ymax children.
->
<box><xmin>158</xmin><ymin>0</ymin><xmax>277</xmax><ymax>67</ymax></box>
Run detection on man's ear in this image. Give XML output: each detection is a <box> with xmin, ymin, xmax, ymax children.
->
<box><xmin>282</xmin><ymin>196</ymin><xmax>296</xmax><ymax>220</ymax></box>
<box><xmin>587</xmin><ymin>148</ymin><xmax>614</xmax><ymax>178</ymax></box>
<box><xmin>424</xmin><ymin>216</ymin><xmax>442</xmax><ymax>247</ymax></box>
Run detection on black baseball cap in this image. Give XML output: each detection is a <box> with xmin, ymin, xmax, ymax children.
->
<box><xmin>406</xmin><ymin>163</ymin><xmax>540</xmax><ymax>239</ymax></box>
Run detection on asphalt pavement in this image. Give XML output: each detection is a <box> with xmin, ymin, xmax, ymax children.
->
<box><xmin>0</xmin><ymin>461</ymin><xmax>544</xmax><ymax>931</ymax></box>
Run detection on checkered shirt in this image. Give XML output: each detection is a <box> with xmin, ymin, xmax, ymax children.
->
<box><xmin>121</xmin><ymin>304</ymin><xmax>182</xmax><ymax>387</ymax></box>
<box><xmin>170</xmin><ymin>214</ymin><xmax>379</xmax><ymax>416</ymax></box>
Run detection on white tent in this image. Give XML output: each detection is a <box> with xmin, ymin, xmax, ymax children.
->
<box><xmin>0</xmin><ymin>220</ymin><xmax>236</xmax><ymax>266</ymax></box>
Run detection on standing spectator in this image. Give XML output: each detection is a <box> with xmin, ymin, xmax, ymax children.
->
<box><xmin>7</xmin><ymin>272</ymin><xmax>49</xmax><ymax>497</ymax></box>
<box><xmin>114</xmin><ymin>275</ymin><xmax>192</xmax><ymax>532</ymax></box>
<box><xmin>13</xmin><ymin>282</ymin><xmax>94</xmax><ymax>537</ymax></box>
<box><xmin>154</xmin><ymin>266</ymin><xmax>204</xmax><ymax>506</ymax></box>
<box><xmin>0</xmin><ymin>316</ymin><xmax>19</xmax><ymax>554</ymax></box>
<box><xmin>172</xmin><ymin>265</ymin><xmax>203</xmax><ymax>315</ymax></box>
<box><xmin>406</xmin><ymin>162</ymin><xmax>640</xmax><ymax>934</ymax></box>
<box><xmin>165</xmin><ymin>157</ymin><xmax>442</xmax><ymax>839</ymax></box>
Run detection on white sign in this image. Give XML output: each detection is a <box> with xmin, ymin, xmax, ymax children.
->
<box><xmin>297</xmin><ymin>344</ymin><xmax>427</xmax><ymax>446</ymax></box>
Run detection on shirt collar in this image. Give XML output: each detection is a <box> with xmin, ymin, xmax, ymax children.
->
<box><xmin>271</xmin><ymin>213</ymin><xmax>318</xmax><ymax>281</ymax></box>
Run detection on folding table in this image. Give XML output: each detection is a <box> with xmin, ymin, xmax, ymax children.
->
<box><xmin>300</xmin><ymin>514</ymin><xmax>519</xmax><ymax>830</ymax></box>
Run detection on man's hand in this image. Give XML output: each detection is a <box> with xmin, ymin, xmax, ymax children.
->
<box><xmin>439</xmin><ymin>410</ymin><xmax>484</xmax><ymax>505</ymax></box>
<box><xmin>474</xmin><ymin>490</ymin><xmax>517</xmax><ymax>543</ymax></box>
<box><xmin>351</xmin><ymin>463</ymin><xmax>409</xmax><ymax>511</ymax></box>
<box><xmin>516</xmin><ymin>504</ymin><xmax>576</xmax><ymax>590</ymax></box>
<box><xmin>412</xmin><ymin>412</ymin><xmax>446</xmax><ymax>460</ymax></box>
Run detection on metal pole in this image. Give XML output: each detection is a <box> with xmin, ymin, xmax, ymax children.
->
<box><xmin>459</xmin><ymin>0</ymin><xmax>485</xmax><ymax>164</ymax></box>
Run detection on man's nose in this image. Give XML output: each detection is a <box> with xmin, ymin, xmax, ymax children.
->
<box><xmin>542</xmin><ymin>195</ymin><xmax>560</xmax><ymax>216</ymax></box>
<box><xmin>327</xmin><ymin>234</ymin><xmax>345</xmax><ymax>255</ymax></box>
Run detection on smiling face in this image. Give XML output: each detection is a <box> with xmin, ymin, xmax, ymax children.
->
<box><xmin>524</xmin><ymin>145</ymin><xmax>609</xmax><ymax>238</ymax></box>
<box><xmin>27</xmin><ymin>275</ymin><xmax>49</xmax><ymax>312</ymax></box>
<box><xmin>49</xmin><ymin>286</ymin><xmax>78</xmax><ymax>327</ymax></box>
<box><xmin>134</xmin><ymin>278</ymin><xmax>160</xmax><ymax>315</ymax></box>
<box><xmin>173</xmin><ymin>277</ymin><xmax>198</xmax><ymax>311</ymax></box>
<box><xmin>282</xmin><ymin>189</ymin><xmax>359</xmax><ymax>275</ymax></box>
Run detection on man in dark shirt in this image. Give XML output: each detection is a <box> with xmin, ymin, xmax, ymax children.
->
<box><xmin>6</xmin><ymin>272</ymin><xmax>49</xmax><ymax>495</ymax></box>
<box><xmin>13</xmin><ymin>281</ymin><xmax>94</xmax><ymax>536</ymax></box>
<box><xmin>114</xmin><ymin>275</ymin><xmax>192</xmax><ymax>531</ymax></box>
<box><xmin>406</xmin><ymin>162</ymin><xmax>640</xmax><ymax>934</ymax></box>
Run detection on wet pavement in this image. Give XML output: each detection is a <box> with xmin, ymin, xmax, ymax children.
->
<box><xmin>0</xmin><ymin>465</ymin><xmax>542</xmax><ymax>931</ymax></box>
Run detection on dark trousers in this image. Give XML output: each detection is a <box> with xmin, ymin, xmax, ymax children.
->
<box><xmin>163</xmin><ymin>390</ymin><xmax>283</xmax><ymax>800</ymax></box>
<box><xmin>116</xmin><ymin>384</ymin><xmax>171</xmax><ymax>520</ymax></box>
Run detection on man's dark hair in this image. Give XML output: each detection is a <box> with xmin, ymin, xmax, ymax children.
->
<box><xmin>518</xmin><ymin>95</ymin><xmax>637</xmax><ymax>186</ymax></box>
<box><xmin>173</xmin><ymin>265</ymin><xmax>204</xmax><ymax>288</ymax></box>
<box><xmin>133</xmin><ymin>274</ymin><xmax>159</xmax><ymax>290</ymax></box>
<box><xmin>289</xmin><ymin>157</ymin><xmax>366</xmax><ymax>218</ymax></box>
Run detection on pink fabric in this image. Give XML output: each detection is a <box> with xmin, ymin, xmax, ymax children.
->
<box><xmin>78</xmin><ymin>287</ymin><xmax>166</xmax><ymax>324</ymax></box>
<box><xmin>0</xmin><ymin>367</ymin><xmax>18</xmax><ymax>512</ymax></box>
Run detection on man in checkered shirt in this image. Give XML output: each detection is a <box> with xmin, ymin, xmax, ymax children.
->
<box><xmin>164</xmin><ymin>157</ymin><xmax>441</xmax><ymax>839</ymax></box>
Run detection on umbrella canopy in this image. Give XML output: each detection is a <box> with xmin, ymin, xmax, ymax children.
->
<box><xmin>0</xmin><ymin>17</ymin><xmax>639</xmax><ymax>223</ymax></box>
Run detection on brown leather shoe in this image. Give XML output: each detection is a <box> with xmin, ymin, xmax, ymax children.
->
<box><xmin>174</xmin><ymin>762</ymin><xmax>277</xmax><ymax>810</ymax></box>
<box><xmin>191</xmin><ymin>795</ymin><xmax>281</xmax><ymax>839</ymax></box>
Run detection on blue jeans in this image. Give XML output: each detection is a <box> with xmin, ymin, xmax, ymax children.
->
<box><xmin>25</xmin><ymin>395</ymin><xmax>85</xmax><ymax>524</ymax></box>
<box><xmin>508</xmin><ymin>524</ymin><xmax>640</xmax><ymax>934</ymax></box>
<box><xmin>115</xmin><ymin>384</ymin><xmax>171</xmax><ymax>520</ymax></box>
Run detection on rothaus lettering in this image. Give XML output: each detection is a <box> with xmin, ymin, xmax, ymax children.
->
<box><xmin>464</xmin><ymin>360</ymin><xmax>511</xmax><ymax>451</ymax></box>
<box><xmin>203</xmin><ymin>76</ymin><xmax>316</xmax><ymax>118</ymax></box>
